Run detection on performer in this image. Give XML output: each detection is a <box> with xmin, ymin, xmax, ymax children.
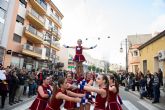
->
<box><xmin>64</xmin><ymin>72</ymin><xmax>77</xmax><ymax>110</ymax></box>
<box><xmin>44</xmin><ymin>77</ymin><xmax>86</xmax><ymax>110</ymax></box>
<box><xmin>84</xmin><ymin>72</ymin><xmax>94</xmax><ymax>110</ymax></box>
<box><xmin>63</xmin><ymin>39</ymin><xmax>97</xmax><ymax>77</ymax></box>
<box><xmin>73</xmin><ymin>74</ymin><xmax>109</xmax><ymax>110</ymax></box>
<box><xmin>29</xmin><ymin>75</ymin><xmax>52</xmax><ymax>110</ymax></box>
<box><xmin>106</xmin><ymin>74</ymin><xmax>122</xmax><ymax>110</ymax></box>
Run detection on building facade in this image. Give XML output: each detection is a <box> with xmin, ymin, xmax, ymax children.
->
<box><xmin>127</xmin><ymin>34</ymin><xmax>152</xmax><ymax>73</ymax></box>
<box><xmin>138</xmin><ymin>30</ymin><xmax>165</xmax><ymax>77</ymax></box>
<box><xmin>0</xmin><ymin>0</ymin><xmax>15</xmax><ymax>63</ymax></box>
<box><xmin>2</xmin><ymin>0</ymin><xmax>63</xmax><ymax>70</ymax></box>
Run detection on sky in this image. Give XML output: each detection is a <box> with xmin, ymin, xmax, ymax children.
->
<box><xmin>52</xmin><ymin>0</ymin><xmax>165</xmax><ymax>66</ymax></box>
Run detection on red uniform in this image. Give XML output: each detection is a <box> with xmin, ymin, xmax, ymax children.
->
<box><xmin>106</xmin><ymin>86</ymin><xmax>122</xmax><ymax>110</ymax></box>
<box><xmin>29</xmin><ymin>85</ymin><xmax>51</xmax><ymax>110</ymax></box>
<box><xmin>94</xmin><ymin>88</ymin><xmax>107</xmax><ymax>110</ymax></box>
<box><xmin>73</xmin><ymin>46</ymin><xmax>86</xmax><ymax>62</ymax></box>
<box><xmin>45</xmin><ymin>89</ymin><xmax>66</xmax><ymax>110</ymax></box>
<box><xmin>64</xmin><ymin>80</ymin><xmax>76</xmax><ymax>110</ymax></box>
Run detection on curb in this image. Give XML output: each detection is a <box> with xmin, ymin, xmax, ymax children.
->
<box><xmin>4</xmin><ymin>96</ymin><xmax>36</xmax><ymax>110</ymax></box>
<box><xmin>120</xmin><ymin>86</ymin><xmax>165</xmax><ymax>110</ymax></box>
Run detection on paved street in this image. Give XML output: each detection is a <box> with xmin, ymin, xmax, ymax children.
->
<box><xmin>6</xmin><ymin>87</ymin><xmax>164</xmax><ymax>110</ymax></box>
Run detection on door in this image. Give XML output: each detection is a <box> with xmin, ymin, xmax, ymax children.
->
<box><xmin>143</xmin><ymin>60</ymin><xmax>147</xmax><ymax>74</ymax></box>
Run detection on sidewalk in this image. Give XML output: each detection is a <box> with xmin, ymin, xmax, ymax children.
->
<box><xmin>0</xmin><ymin>95</ymin><xmax>36</xmax><ymax>110</ymax></box>
<box><xmin>121</xmin><ymin>86</ymin><xmax>165</xmax><ymax>110</ymax></box>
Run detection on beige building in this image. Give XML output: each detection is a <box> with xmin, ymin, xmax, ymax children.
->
<box><xmin>127</xmin><ymin>34</ymin><xmax>152</xmax><ymax>73</ymax></box>
<box><xmin>1</xmin><ymin>0</ymin><xmax>63</xmax><ymax>70</ymax></box>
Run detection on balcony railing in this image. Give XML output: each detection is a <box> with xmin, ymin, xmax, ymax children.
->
<box><xmin>52</xmin><ymin>41</ymin><xmax>60</xmax><ymax>48</ymax></box>
<box><xmin>28</xmin><ymin>8</ymin><xmax>45</xmax><ymax>24</ymax></box>
<box><xmin>36</xmin><ymin>0</ymin><xmax>47</xmax><ymax>10</ymax></box>
<box><xmin>50</xmin><ymin>13</ymin><xmax>62</xmax><ymax>26</ymax></box>
<box><xmin>23</xmin><ymin>44</ymin><xmax>42</xmax><ymax>55</ymax></box>
<box><xmin>26</xmin><ymin>25</ymin><xmax>44</xmax><ymax>40</ymax></box>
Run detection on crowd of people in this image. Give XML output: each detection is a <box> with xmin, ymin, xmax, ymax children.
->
<box><xmin>0</xmin><ymin>64</ymin><xmax>64</xmax><ymax>109</ymax></box>
<box><xmin>118</xmin><ymin>68</ymin><xmax>163</xmax><ymax>103</ymax></box>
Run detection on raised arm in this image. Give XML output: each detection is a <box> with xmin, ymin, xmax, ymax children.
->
<box><xmin>63</xmin><ymin>45</ymin><xmax>76</xmax><ymax>49</ymax></box>
<box><xmin>38</xmin><ymin>86</ymin><xmax>49</xmax><ymax>98</ymax></box>
<box><xmin>83</xmin><ymin>86</ymin><xmax>106</xmax><ymax>96</ymax></box>
<box><xmin>56</xmin><ymin>92</ymin><xmax>81</xmax><ymax>103</ymax></box>
<box><xmin>83</xmin><ymin>44</ymin><xmax>97</xmax><ymax>50</ymax></box>
<box><xmin>66</xmin><ymin>90</ymin><xmax>85</xmax><ymax>97</ymax></box>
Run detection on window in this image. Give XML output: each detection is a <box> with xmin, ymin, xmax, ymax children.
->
<box><xmin>0</xmin><ymin>23</ymin><xmax>4</xmax><ymax>40</ymax></box>
<box><xmin>19</xmin><ymin>0</ymin><xmax>27</xmax><ymax>8</ymax></box>
<box><xmin>13</xmin><ymin>33</ymin><xmax>21</xmax><ymax>43</ymax></box>
<box><xmin>51</xmin><ymin>8</ymin><xmax>53</xmax><ymax>13</ymax></box>
<box><xmin>134</xmin><ymin>51</ymin><xmax>138</xmax><ymax>56</ymax></box>
<box><xmin>16</xmin><ymin>15</ymin><xmax>24</xmax><ymax>25</ymax></box>
<box><xmin>49</xmin><ymin>20</ymin><xmax>52</xmax><ymax>26</ymax></box>
<box><xmin>0</xmin><ymin>7</ymin><xmax>6</xmax><ymax>19</ymax></box>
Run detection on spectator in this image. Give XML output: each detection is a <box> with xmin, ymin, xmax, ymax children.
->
<box><xmin>146</xmin><ymin>73</ymin><xmax>152</xmax><ymax>100</ymax></box>
<box><xmin>152</xmin><ymin>72</ymin><xmax>160</xmax><ymax>103</ymax></box>
<box><xmin>0</xmin><ymin>66</ymin><xmax>8</xmax><ymax>108</ymax></box>
<box><xmin>158</xmin><ymin>68</ymin><xmax>163</xmax><ymax>86</ymax></box>
<box><xmin>139</xmin><ymin>74</ymin><xmax>147</xmax><ymax>99</ymax></box>
<box><xmin>15</xmin><ymin>69</ymin><xmax>26</xmax><ymax>102</ymax></box>
<box><xmin>28</xmin><ymin>70</ymin><xmax>36</xmax><ymax>97</ymax></box>
<box><xmin>9</xmin><ymin>70</ymin><xmax>19</xmax><ymax>105</ymax></box>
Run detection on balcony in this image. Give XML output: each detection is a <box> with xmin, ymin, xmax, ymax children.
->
<box><xmin>24</xmin><ymin>25</ymin><xmax>44</xmax><ymax>43</ymax></box>
<box><xmin>130</xmin><ymin>56</ymin><xmax>140</xmax><ymax>64</ymax></box>
<box><xmin>22</xmin><ymin>44</ymin><xmax>42</xmax><ymax>58</ymax></box>
<box><xmin>26</xmin><ymin>8</ymin><xmax>45</xmax><ymax>28</ymax></box>
<box><xmin>51</xmin><ymin>42</ymin><xmax>60</xmax><ymax>51</ymax></box>
<box><xmin>49</xmin><ymin>13</ymin><xmax>62</xmax><ymax>28</ymax></box>
<box><xmin>47</xmin><ymin>27</ymin><xmax>61</xmax><ymax>40</ymax></box>
<box><xmin>29</xmin><ymin>0</ymin><xmax>47</xmax><ymax>14</ymax></box>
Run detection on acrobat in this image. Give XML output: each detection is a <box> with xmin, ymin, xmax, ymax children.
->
<box><xmin>63</xmin><ymin>39</ymin><xmax>97</xmax><ymax>76</ymax></box>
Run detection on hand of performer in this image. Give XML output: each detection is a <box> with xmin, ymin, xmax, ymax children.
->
<box><xmin>63</xmin><ymin>44</ymin><xmax>69</xmax><ymax>48</ymax></box>
<box><xmin>90</xmin><ymin>44</ymin><xmax>97</xmax><ymax>49</ymax></box>
<box><xmin>47</xmin><ymin>89</ymin><xmax>52</xmax><ymax>98</ymax></box>
<box><xmin>80</xmin><ymin>96</ymin><xmax>88</xmax><ymax>105</ymax></box>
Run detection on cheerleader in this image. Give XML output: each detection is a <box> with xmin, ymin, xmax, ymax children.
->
<box><xmin>45</xmin><ymin>77</ymin><xmax>86</xmax><ymax>110</ymax></box>
<box><xmin>29</xmin><ymin>75</ymin><xmax>52</xmax><ymax>110</ymax></box>
<box><xmin>106</xmin><ymin>75</ymin><xmax>122</xmax><ymax>110</ymax></box>
<box><xmin>63</xmin><ymin>39</ymin><xmax>97</xmax><ymax>77</ymax></box>
<box><xmin>74</xmin><ymin>74</ymin><xmax>109</xmax><ymax>110</ymax></box>
<box><xmin>64</xmin><ymin>72</ymin><xmax>77</xmax><ymax>110</ymax></box>
<box><xmin>84</xmin><ymin>72</ymin><xmax>94</xmax><ymax>110</ymax></box>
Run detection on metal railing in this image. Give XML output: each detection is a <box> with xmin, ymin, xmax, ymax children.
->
<box><xmin>28</xmin><ymin>8</ymin><xmax>45</xmax><ymax>24</ymax></box>
<box><xmin>36</xmin><ymin>0</ymin><xmax>47</xmax><ymax>10</ymax></box>
<box><xmin>23</xmin><ymin>44</ymin><xmax>42</xmax><ymax>55</ymax></box>
<box><xmin>50</xmin><ymin>13</ymin><xmax>62</xmax><ymax>26</ymax></box>
<box><xmin>26</xmin><ymin>25</ymin><xmax>44</xmax><ymax>40</ymax></box>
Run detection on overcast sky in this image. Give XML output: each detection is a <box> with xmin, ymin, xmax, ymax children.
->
<box><xmin>53</xmin><ymin>0</ymin><xmax>165</xmax><ymax>66</ymax></box>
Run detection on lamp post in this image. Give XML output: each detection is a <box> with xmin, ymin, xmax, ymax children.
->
<box><xmin>120</xmin><ymin>38</ymin><xmax>130</xmax><ymax>73</ymax></box>
<box><xmin>45</xmin><ymin>27</ymin><xmax>54</xmax><ymax>69</ymax></box>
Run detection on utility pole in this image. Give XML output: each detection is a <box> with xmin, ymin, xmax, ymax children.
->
<box><xmin>125</xmin><ymin>38</ymin><xmax>128</xmax><ymax>73</ymax></box>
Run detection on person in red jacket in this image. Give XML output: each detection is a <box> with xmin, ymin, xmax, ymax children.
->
<box><xmin>29</xmin><ymin>75</ymin><xmax>52</xmax><ymax>110</ymax></box>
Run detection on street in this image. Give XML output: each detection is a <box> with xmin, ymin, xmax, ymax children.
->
<box><xmin>7</xmin><ymin>87</ymin><xmax>163</xmax><ymax>110</ymax></box>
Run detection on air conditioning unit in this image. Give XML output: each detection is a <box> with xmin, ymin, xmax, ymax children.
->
<box><xmin>158</xmin><ymin>50</ymin><xmax>165</xmax><ymax>60</ymax></box>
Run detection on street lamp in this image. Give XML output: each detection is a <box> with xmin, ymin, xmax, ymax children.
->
<box><xmin>44</xmin><ymin>27</ymin><xmax>57</xmax><ymax>69</ymax></box>
<box><xmin>120</xmin><ymin>38</ymin><xmax>131</xmax><ymax>73</ymax></box>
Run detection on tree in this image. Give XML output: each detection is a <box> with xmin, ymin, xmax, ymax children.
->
<box><xmin>100</xmin><ymin>69</ymin><xmax>103</xmax><ymax>72</ymax></box>
<box><xmin>96</xmin><ymin>67</ymin><xmax>100</xmax><ymax>73</ymax></box>
<box><xmin>88</xmin><ymin>65</ymin><xmax>92</xmax><ymax>71</ymax></box>
<box><xmin>92</xmin><ymin>65</ymin><xmax>96</xmax><ymax>72</ymax></box>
